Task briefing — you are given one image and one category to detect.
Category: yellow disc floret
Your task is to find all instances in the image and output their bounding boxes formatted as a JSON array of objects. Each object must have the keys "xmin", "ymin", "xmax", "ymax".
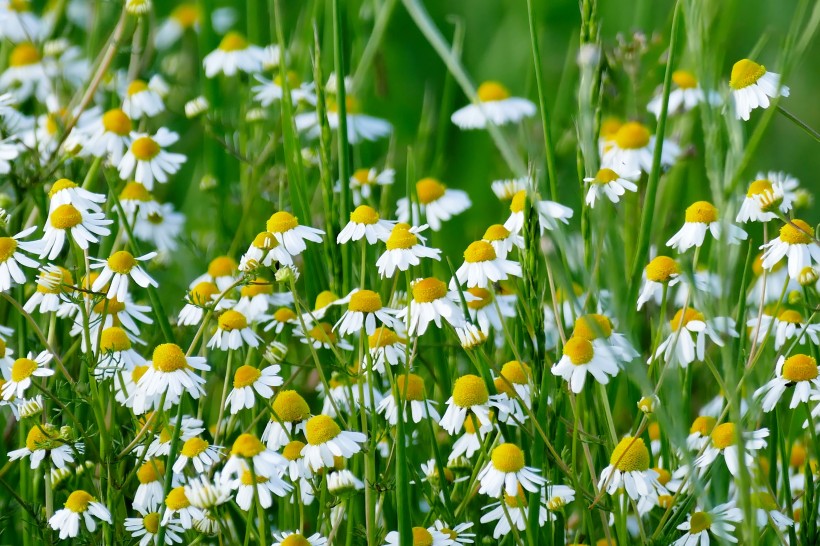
[
  {"xmin": 233, "ymin": 365, "xmax": 261, "ymax": 388},
  {"xmin": 151, "ymin": 343, "xmax": 188, "ymax": 372},
  {"xmin": 779, "ymin": 219, "xmax": 814, "ymax": 245},
  {"xmin": 282, "ymin": 440, "xmax": 306, "ymax": 461},
  {"xmin": 412, "ymin": 277, "xmax": 447, "ymax": 303},
  {"xmin": 137, "ymin": 460, "xmax": 165, "ymax": 484},
  {"xmin": 477, "ymin": 81, "xmax": 510, "ymax": 102},
  {"xmin": 563, "ymin": 337, "xmax": 594, "ymax": 365},
  {"xmin": 463, "ymin": 240, "xmax": 496, "ymax": 263},
  {"xmin": 747, "ymin": 179, "xmax": 773, "ymax": 197},
  {"xmin": 180, "ymin": 437, "xmax": 209, "ymax": 458},
  {"xmin": 411, "ymin": 527, "xmax": 434, "ymax": 546},
  {"xmin": 165, "ymin": 487, "xmax": 190, "ymax": 510},
  {"xmin": 684, "ymin": 201, "xmax": 718, "ymax": 224},
  {"xmin": 11, "ymin": 358, "xmax": 38, "ymax": 382},
  {"xmin": 491, "ymin": 443, "xmax": 525, "ymax": 472},
  {"xmin": 690, "ymin": 416, "xmax": 716, "ymax": 436},
  {"xmin": 120, "ymin": 181, "xmax": 153, "ymax": 202},
  {"xmin": 25, "ymin": 424, "xmax": 61, "ymax": 451},
  {"xmin": 592, "ymin": 168, "xmax": 621, "ymax": 184},
  {"xmin": 314, "ymin": 290, "xmax": 338, "ymax": 310},
  {"xmin": 50, "ymin": 204, "xmax": 83, "ymax": 229},
  {"xmin": 483, "ymin": 224, "xmax": 510, "ymax": 241},
  {"xmin": 65, "ymin": 490, "xmax": 94, "ymax": 513},
  {"xmin": 272, "ymin": 390, "xmax": 310, "ymax": 422},
  {"xmin": 142, "ymin": 512, "xmax": 160, "ymax": 534},
  {"xmin": 305, "ymin": 415, "xmax": 342, "ymax": 445},
  {"xmin": 782, "ymin": 354, "xmax": 818, "ymax": 383},
  {"xmin": 280, "ymin": 535, "xmax": 311, "ymax": 546},
  {"xmin": 100, "ymin": 326, "xmax": 131, "ymax": 352},
  {"xmin": 670, "ymin": 308, "xmax": 705, "ymax": 330},
  {"xmin": 385, "ymin": 223, "xmax": 418, "ymax": 250},
  {"xmin": 208, "ymin": 256, "xmax": 237, "ymax": 277},
  {"xmin": 348, "ymin": 290, "xmax": 382, "ymax": 313},
  {"xmin": 730, "ymin": 59, "xmax": 766, "ymax": 90},
  {"xmin": 466, "ymin": 287, "xmax": 492, "ymax": 310},
  {"xmin": 614, "ymin": 122, "xmax": 650, "ymax": 150},
  {"xmin": 218, "ymin": 310, "xmax": 248, "ymax": 331},
  {"xmin": 231, "ymin": 433, "xmax": 265, "ymax": 457},
  {"xmin": 368, "ymin": 327, "xmax": 401, "ymax": 348},
  {"xmin": 645, "ymin": 256, "xmax": 680, "ymax": 283},
  {"xmin": 350, "ymin": 205, "xmax": 380, "ymax": 225},
  {"xmin": 689, "ymin": 511, "xmax": 712, "ymax": 533},
  {"xmin": 102, "ymin": 109, "xmax": 132, "ymax": 135},
  {"xmin": 609, "ymin": 436, "xmax": 650, "ymax": 472},
  {"xmin": 127, "ymin": 80, "xmax": 149, "ymax": 96},
  {"xmin": 107, "ymin": 251, "xmax": 137, "ymax": 274},
  {"xmin": 131, "ymin": 137, "xmax": 160, "ymax": 161},
  {"xmin": 672, "ymin": 70, "xmax": 698, "ymax": 89},
  {"xmin": 267, "ymin": 211, "xmax": 299, "ymax": 233},
  {"xmin": 501, "ymin": 361, "xmax": 531, "ymax": 385},
  {"xmin": 189, "ymin": 281, "xmax": 219, "ymax": 305},
  {"xmin": 0, "ymin": 237, "xmax": 17, "ymax": 262},
  {"xmin": 710, "ymin": 422, "xmax": 737, "ymax": 449},
  {"xmin": 452, "ymin": 374, "xmax": 489, "ymax": 408},
  {"xmin": 396, "ymin": 374, "xmax": 425, "ymax": 401},
  {"xmin": 510, "ymin": 190, "xmax": 527, "ymax": 213},
  {"xmin": 416, "ymin": 178, "xmax": 446, "ymax": 204},
  {"xmin": 219, "ymin": 31, "xmax": 248, "ymax": 52},
  {"xmin": 10, "ymin": 42, "xmax": 39, "ymax": 66},
  {"xmin": 572, "ymin": 314, "xmax": 613, "ymax": 340}
]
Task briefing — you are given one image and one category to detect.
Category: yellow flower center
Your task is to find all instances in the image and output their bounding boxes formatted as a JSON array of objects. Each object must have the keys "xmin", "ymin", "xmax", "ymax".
[
  {"xmin": 142, "ymin": 513, "xmax": 160, "ymax": 534},
  {"xmin": 11, "ymin": 358, "xmax": 38, "ymax": 382},
  {"xmin": 100, "ymin": 327, "xmax": 131, "ymax": 352},
  {"xmin": 670, "ymin": 308, "xmax": 705, "ymax": 330},
  {"xmin": 510, "ymin": 190, "xmax": 527, "ymax": 213},
  {"xmin": 411, "ymin": 527, "xmax": 434, "ymax": 546},
  {"xmin": 92, "ymin": 296, "xmax": 126, "ymax": 315},
  {"xmin": 348, "ymin": 290, "xmax": 382, "ymax": 313},
  {"xmin": 350, "ymin": 205, "xmax": 379, "ymax": 225},
  {"xmin": 648, "ymin": 422, "xmax": 661, "ymax": 441},
  {"xmin": 689, "ymin": 511, "xmax": 712, "ymax": 534},
  {"xmin": 0, "ymin": 238, "xmax": 17, "ymax": 262},
  {"xmin": 609, "ymin": 436, "xmax": 650, "ymax": 472},
  {"xmin": 165, "ymin": 487, "xmax": 190, "ymax": 510},
  {"xmin": 233, "ymin": 365, "xmax": 261, "ymax": 388},
  {"xmin": 272, "ymin": 307, "xmax": 296, "ymax": 322},
  {"xmin": 107, "ymin": 251, "xmax": 137, "ymax": 274},
  {"xmin": 172, "ymin": 4, "xmax": 200, "ymax": 27},
  {"xmin": 132, "ymin": 365, "xmax": 148, "ymax": 383},
  {"xmin": 654, "ymin": 467, "xmax": 671, "ymax": 486},
  {"xmin": 102, "ymin": 109, "xmax": 132, "ymax": 136},
  {"xmin": 327, "ymin": 95, "xmax": 360, "ymax": 114},
  {"xmin": 779, "ymin": 219, "xmax": 814, "ymax": 245},
  {"xmin": 396, "ymin": 373, "xmax": 425, "ymax": 401},
  {"xmin": 189, "ymin": 281, "xmax": 219, "ymax": 305},
  {"xmin": 48, "ymin": 178, "xmax": 78, "ymax": 198},
  {"xmin": 463, "ymin": 240, "xmax": 496, "ymax": 263},
  {"xmin": 9, "ymin": 42, "xmax": 39, "ymax": 67},
  {"xmin": 0, "ymin": 339, "xmax": 5, "ymax": 358},
  {"xmin": 127, "ymin": 80, "xmax": 149, "ymax": 96},
  {"xmin": 463, "ymin": 410, "xmax": 493, "ymax": 433},
  {"xmin": 501, "ymin": 361, "xmax": 531, "ymax": 385},
  {"xmin": 307, "ymin": 323, "xmax": 337, "ymax": 344},
  {"xmin": 282, "ymin": 440, "xmax": 306, "ymax": 461},
  {"xmin": 483, "ymin": 224, "xmax": 510, "ymax": 242},
  {"xmin": 777, "ymin": 309, "xmax": 802, "ymax": 324},
  {"xmin": 416, "ymin": 178, "xmax": 446, "ymax": 204},
  {"xmin": 600, "ymin": 117, "xmax": 623, "ymax": 140},
  {"xmin": 368, "ymin": 327, "xmax": 401, "ymax": 348},
  {"xmin": 120, "ymin": 181, "xmax": 153, "ymax": 202},
  {"xmin": 273, "ymin": 71, "xmax": 300, "ymax": 88},
  {"xmin": 180, "ymin": 437, "xmax": 209, "ymax": 458},
  {"xmin": 65, "ymin": 490, "xmax": 94, "ymax": 513},
  {"xmin": 593, "ymin": 168, "xmax": 621, "ymax": 184},
  {"xmin": 563, "ymin": 337, "xmax": 594, "ymax": 365},
  {"xmin": 710, "ymin": 422, "xmax": 737, "ymax": 449},
  {"xmin": 267, "ymin": 211, "xmax": 299, "ymax": 233},
  {"xmin": 352, "ymin": 168, "xmax": 373, "ymax": 185},
  {"xmin": 9, "ymin": 0, "xmax": 29, "ymax": 12},
  {"xmin": 137, "ymin": 460, "xmax": 165, "ymax": 484},
  {"xmin": 491, "ymin": 443, "xmax": 525, "ymax": 472},
  {"xmin": 218, "ymin": 310, "xmax": 248, "ymax": 331},
  {"xmin": 466, "ymin": 287, "xmax": 492, "ymax": 310},
  {"xmin": 782, "ymin": 354, "xmax": 818, "ymax": 382},
  {"xmin": 50, "ymin": 204, "xmax": 83, "ymax": 229},
  {"xmin": 504, "ymin": 485, "xmax": 528, "ymax": 508},
  {"xmin": 131, "ymin": 136, "xmax": 161, "ymax": 161},
  {"xmin": 385, "ymin": 223, "xmax": 418, "ymax": 250},
  {"xmin": 412, "ymin": 277, "xmax": 447, "ymax": 303},
  {"xmin": 730, "ymin": 59, "xmax": 766, "ymax": 90},
  {"xmin": 280, "ymin": 535, "xmax": 311, "ymax": 546},
  {"xmin": 314, "ymin": 291, "xmax": 338, "ymax": 311},
  {"xmin": 452, "ymin": 374, "xmax": 489, "ymax": 408},
  {"xmin": 152, "ymin": 343, "xmax": 188, "ymax": 372},
  {"xmin": 645, "ymin": 256, "xmax": 680, "ymax": 283},
  {"xmin": 305, "ymin": 415, "xmax": 342, "ymax": 445},
  {"xmin": 684, "ymin": 201, "xmax": 718, "ymax": 224},
  {"xmin": 572, "ymin": 314, "xmax": 613, "ymax": 340},
  {"xmin": 251, "ymin": 232, "xmax": 277, "ymax": 251},
  {"xmin": 614, "ymin": 122, "xmax": 650, "ymax": 150},
  {"xmin": 242, "ymin": 284, "xmax": 272, "ymax": 298},
  {"xmin": 790, "ymin": 443, "xmax": 807, "ymax": 468},
  {"xmin": 476, "ymin": 81, "xmax": 510, "ymax": 102},
  {"xmin": 232, "ymin": 433, "xmax": 265, "ymax": 457},
  {"xmin": 690, "ymin": 416, "xmax": 716, "ymax": 436},
  {"xmin": 219, "ymin": 31, "xmax": 248, "ymax": 52},
  {"xmin": 672, "ymin": 70, "xmax": 698, "ymax": 89},
  {"xmin": 25, "ymin": 424, "xmax": 61, "ymax": 451},
  {"xmin": 272, "ymin": 390, "xmax": 310, "ymax": 422},
  {"xmin": 746, "ymin": 179, "xmax": 773, "ymax": 197}
]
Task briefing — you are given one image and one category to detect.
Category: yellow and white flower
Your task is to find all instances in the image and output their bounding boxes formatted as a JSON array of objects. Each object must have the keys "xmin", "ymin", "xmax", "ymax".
[
  {"xmin": 2, "ymin": 350, "xmax": 53, "ymax": 400},
  {"xmin": 637, "ymin": 256, "xmax": 681, "ymax": 310},
  {"xmin": 383, "ymin": 527, "xmax": 453, "ymax": 546},
  {"xmin": 90, "ymin": 250, "xmax": 157, "ymax": 301},
  {"xmin": 38, "ymin": 203, "xmax": 112, "ymax": 259},
  {"xmin": 178, "ymin": 281, "xmax": 222, "ymax": 326},
  {"xmin": 296, "ymin": 94, "xmax": 392, "ymax": 144},
  {"xmin": 207, "ymin": 309, "xmax": 261, "ymax": 351},
  {"xmin": 451, "ymin": 240, "xmax": 522, "ymax": 289},
  {"xmin": 93, "ymin": 326, "xmax": 146, "ymax": 378},
  {"xmin": 266, "ymin": 211, "xmax": 325, "ymax": 256},
  {"xmin": 347, "ymin": 167, "xmax": 394, "ymax": 205},
  {"xmin": 755, "ymin": 354, "xmax": 820, "ymax": 412},
  {"xmin": 294, "ymin": 322, "xmax": 354, "ymax": 351},
  {"xmin": 0, "ymin": 1, "xmax": 47, "ymax": 43},
  {"xmin": 161, "ymin": 486, "xmax": 204, "ymax": 530},
  {"xmin": 666, "ymin": 201, "xmax": 747, "ymax": 252},
  {"xmin": 0, "ymin": 226, "xmax": 41, "ymax": 291},
  {"xmin": 729, "ymin": 59, "xmax": 789, "ymax": 121},
  {"xmin": 760, "ymin": 218, "xmax": 820, "ymax": 279},
  {"xmin": 451, "ymin": 81, "xmax": 535, "ymax": 129},
  {"xmin": 133, "ymin": 343, "xmax": 210, "ymax": 414},
  {"xmin": 571, "ymin": 313, "xmax": 639, "ymax": 364},
  {"xmin": 133, "ymin": 458, "xmax": 166, "ymax": 510},
  {"xmin": 225, "ymin": 364, "xmax": 282, "ymax": 414},
  {"xmin": 673, "ymin": 503, "xmax": 742, "ymax": 546},
  {"xmin": 440, "ymin": 374, "xmax": 492, "ymax": 435},
  {"xmin": 366, "ymin": 327, "xmax": 407, "ymax": 372},
  {"xmin": 190, "ymin": 255, "xmax": 239, "ymax": 292},
  {"xmin": 8, "ymin": 423, "xmax": 79, "ymax": 469},
  {"xmin": 337, "ymin": 205, "xmax": 395, "ymax": 245},
  {"xmin": 491, "ymin": 177, "xmax": 528, "ymax": 201},
  {"xmin": 599, "ymin": 436, "xmax": 667, "ymax": 501},
  {"xmin": 125, "ymin": 507, "xmax": 184, "ymax": 546},
  {"xmin": 81, "ymin": 108, "xmax": 133, "ymax": 163},
  {"xmin": 584, "ymin": 167, "xmax": 640, "ymax": 207},
  {"xmin": 552, "ymin": 336, "xmax": 618, "ymax": 393},
  {"xmin": 123, "ymin": 79, "xmax": 165, "ymax": 119},
  {"xmin": 203, "ymin": 31, "xmax": 265, "ymax": 77},
  {"xmin": 464, "ymin": 287, "xmax": 516, "ymax": 337},
  {"xmin": 301, "ymin": 414, "xmax": 366, "ymax": 471},
  {"xmin": 154, "ymin": 4, "xmax": 201, "ymax": 49},
  {"xmin": 0, "ymin": 42, "xmax": 49, "ymax": 101},
  {"xmin": 747, "ymin": 308, "xmax": 820, "ymax": 349},
  {"xmin": 377, "ymin": 373, "xmax": 439, "ymax": 424},
  {"xmin": 504, "ymin": 190, "xmax": 573, "ymax": 235},
  {"xmin": 117, "ymin": 128, "xmax": 186, "ymax": 189},
  {"xmin": 133, "ymin": 202, "xmax": 186, "ymax": 255},
  {"xmin": 480, "ymin": 484, "xmax": 574, "ymax": 539},
  {"xmin": 272, "ymin": 531, "xmax": 328, "ymax": 546},
  {"xmin": 47, "ymin": 178, "xmax": 106, "ymax": 213},
  {"xmin": 397, "ymin": 178, "xmax": 471, "ymax": 232},
  {"xmin": 477, "ymin": 442, "xmax": 545, "ymax": 497},
  {"xmin": 431, "ymin": 521, "xmax": 475, "ymax": 545},
  {"xmin": 481, "ymin": 224, "xmax": 523, "ymax": 260},
  {"xmin": 736, "ymin": 176, "xmax": 793, "ymax": 223},
  {"xmin": 647, "ymin": 70, "xmax": 720, "ymax": 117},
  {"xmin": 749, "ymin": 491, "xmax": 794, "ymax": 530},
  {"xmin": 172, "ymin": 436, "xmax": 222, "ymax": 474},
  {"xmin": 240, "ymin": 231, "xmax": 294, "ymax": 271},
  {"xmin": 229, "ymin": 464, "xmax": 293, "ymax": 510},
  {"xmin": 490, "ymin": 361, "xmax": 533, "ymax": 425},
  {"xmin": 448, "ymin": 412, "xmax": 494, "ymax": 461},
  {"xmin": 252, "ymin": 71, "xmax": 313, "ymax": 106},
  {"xmin": 397, "ymin": 277, "xmax": 466, "ymax": 335},
  {"xmin": 376, "ymin": 223, "xmax": 441, "ymax": 278},
  {"xmin": 652, "ymin": 308, "xmax": 737, "ymax": 368},
  {"xmin": 263, "ymin": 390, "xmax": 311, "ymax": 449},
  {"xmin": 695, "ymin": 422, "xmax": 768, "ymax": 476},
  {"xmin": 335, "ymin": 289, "xmax": 399, "ymax": 336},
  {"xmin": 48, "ymin": 490, "xmax": 111, "ymax": 539},
  {"xmin": 601, "ymin": 121, "xmax": 679, "ymax": 175},
  {"xmin": 224, "ymin": 432, "xmax": 287, "ymax": 479}
]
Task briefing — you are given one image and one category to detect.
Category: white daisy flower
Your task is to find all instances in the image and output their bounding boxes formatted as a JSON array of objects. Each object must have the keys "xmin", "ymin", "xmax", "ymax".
[
  {"xmin": 736, "ymin": 177, "xmax": 793, "ymax": 223},
  {"xmin": 637, "ymin": 256, "xmax": 682, "ymax": 310},
  {"xmin": 71, "ymin": 295, "xmax": 153, "ymax": 342},
  {"xmin": 0, "ymin": 226, "xmax": 41, "ymax": 291},
  {"xmin": 481, "ymin": 224, "xmax": 524, "ymax": 259},
  {"xmin": 133, "ymin": 202, "xmax": 185, "ymax": 256},
  {"xmin": 252, "ymin": 71, "xmax": 314, "ymax": 106},
  {"xmin": 0, "ymin": 2, "xmax": 47, "ymax": 43},
  {"xmin": 154, "ymin": 4, "xmax": 201, "ymax": 49},
  {"xmin": 383, "ymin": 527, "xmax": 453, "ymax": 546},
  {"xmin": 272, "ymin": 531, "xmax": 328, "ymax": 546},
  {"xmin": 480, "ymin": 484, "xmax": 574, "ymax": 539},
  {"xmin": 295, "ymin": 95, "xmax": 392, "ymax": 144},
  {"xmin": 335, "ymin": 289, "xmax": 400, "ymax": 336},
  {"xmin": 729, "ymin": 59, "xmax": 789, "ymax": 121},
  {"xmin": 503, "ymin": 190, "xmax": 573, "ymax": 235},
  {"xmin": 203, "ymin": 31, "xmax": 265, "ymax": 77},
  {"xmin": 123, "ymin": 79, "xmax": 165, "ymax": 119},
  {"xmin": 229, "ymin": 463, "xmax": 293, "ymax": 510},
  {"xmin": 47, "ymin": 178, "xmax": 107, "ymax": 213},
  {"xmin": 376, "ymin": 223, "xmax": 441, "ymax": 278},
  {"xmin": 571, "ymin": 313, "xmax": 638, "ymax": 364},
  {"xmin": 491, "ymin": 177, "xmax": 528, "ymax": 201},
  {"xmin": 551, "ymin": 337, "xmax": 619, "ymax": 393},
  {"xmin": 647, "ymin": 70, "xmax": 721, "ymax": 117},
  {"xmin": 184, "ymin": 473, "xmax": 232, "ymax": 510},
  {"xmin": 38, "ymin": 203, "xmax": 112, "ymax": 259},
  {"xmin": 132, "ymin": 343, "xmax": 210, "ymax": 414},
  {"xmin": 439, "ymin": 374, "xmax": 492, "ymax": 435},
  {"xmin": 432, "ymin": 521, "xmax": 475, "ymax": 545},
  {"xmin": 451, "ymin": 81, "xmax": 535, "ymax": 129},
  {"xmin": 366, "ymin": 327, "xmax": 407, "ymax": 372},
  {"xmin": 0, "ymin": 42, "xmax": 50, "ymax": 101},
  {"xmin": 8, "ymin": 423, "xmax": 79, "ymax": 469},
  {"xmin": 448, "ymin": 415, "xmax": 494, "ymax": 461},
  {"xmin": 224, "ymin": 432, "xmax": 287, "ymax": 479},
  {"xmin": 755, "ymin": 354, "xmax": 820, "ymax": 412},
  {"xmin": 396, "ymin": 178, "xmax": 471, "ymax": 231},
  {"xmin": 673, "ymin": 503, "xmax": 743, "ymax": 546},
  {"xmin": 695, "ymin": 422, "xmax": 768, "ymax": 477},
  {"xmin": 93, "ymin": 326, "xmax": 146, "ymax": 378},
  {"xmin": 240, "ymin": 231, "xmax": 293, "ymax": 271},
  {"xmin": 172, "ymin": 437, "xmax": 222, "ymax": 474},
  {"xmin": 601, "ymin": 121, "xmax": 679, "ymax": 175},
  {"xmin": 263, "ymin": 390, "xmax": 311, "ymax": 449},
  {"xmin": 451, "ymin": 240, "xmax": 522, "ymax": 289},
  {"xmin": 81, "ymin": 108, "xmax": 133, "ymax": 163},
  {"xmin": 125, "ymin": 507, "xmax": 184, "ymax": 546},
  {"xmin": 176, "ymin": 281, "xmax": 223, "ymax": 326},
  {"xmin": 265, "ymin": 210, "xmax": 324, "ymax": 256},
  {"xmin": 231, "ymin": 283, "xmax": 281, "ymax": 323},
  {"xmin": 301, "ymin": 414, "xmax": 366, "ymax": 472},
  {"xmin": 377, "ymin": 373, "xmax": 439, "ymax": 425},
  {"xmin": 327, "ymin": 468, "xmax": 365, "ymax": 498},
  {"xmin": 280, "ymin": 440, "xmax": 310, "ymax": 481},
  {"xmin": 749, "ymin": 491, "xmax": 794, "ymax": 530},
  {"xmin": 90, "ymin": 250, "xmax": 157, "ymax": 301},
  {"xmin": 760, "ymin": 218, "xmax": 820, "ymax": 279},
  {"xmin": 133, "ymin": 458, "xmax": 166, "ymax": 510},
  {"xmin": 189, "ymin": 255, "xmax": 239, "ymax": 292},
  {"xmin": 263, "ymin": 306, "xmax": 299, "ymax": 334},
  {"xmin": 397, "ymin": 277, "xmax": 466, "ymax": 336},
  {"xmin": 161, "ymin": 486, "xmax": 204, "ymax": 530},
  {"xmin": 653, "ymin": 308, "xmax": 737, "ymax": 368},
  {"xmin": 207, "ymin": 309, "xmax": 261, "ymax": 351},
  {"xmin": 464, "ymin": 287, "xmax": 516, "ymax": 337},
  {"xmin": 666, "ymin": 200, "xmax": 747, "ymax": 252},
  {"xmin": 584, "ymin": 167, "xmax": 640, "ymax": 207},
  {"xmin": 2, "ymin": 351, "xmax": 53, "ymax": 400},
  {"xmin": 347, "ymin": 167, "xmax": 394, "ymax": 205},
  {"xmin": 294, "ymin": 322, "xmax": 354, "ymax": 351},
  {"xmin": 48, "ymin": 490, "xmax": 111, "ymax": 539},
  {"xmin": 747, "ymin": 308, "xmax": 820, "ymax": 349},
  {"xmin": 477, "ymin": 442, "xmax": 545, "ymax": 497},
  {"xmin": 118, "ymin": 128, "xmax": 187, "ymax": 190},
  {"xmin": 336, "ymin": 205, "xmax": 395, "ymax": 245},
  {"xmin": 225, "ymin": 364, "xmax": 282, "ymax": 414},
  {"xmin": 490, "ymin": 361, "xmax": 533, "ymax": 425},
  {"xmin": 599, "ymin": 436, "xmax": 667, "ymax": 501},
  {"xmin": 118, "ymin": 181, "xmax": 161, "ymax": 219}
]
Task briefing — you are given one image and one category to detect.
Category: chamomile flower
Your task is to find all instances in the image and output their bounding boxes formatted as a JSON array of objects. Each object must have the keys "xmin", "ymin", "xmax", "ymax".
[
  {"xmin": 264, "ymin": 306, "xmax": 299, "ymax": 334},
  {"xmin": 687, "ymin": 415, "xmax": 717, "ymax": 451},
  {"xmin": 134, "ymin": 202, "xmax": 186, "ymax": 255},
  {"xmin": 8, "ymin": 423, "xmax": 78, "ymax": 469},
  {"xmin": 39, "ymin": 203, "xmax": 112, "ymax": 259},
  {"xmin": 125, "ymin": 507, "xmax": 184, "ymax": 546},
  {"xmin": 207, "ymin": 309, "xmax": 261, "ymax": 351},
  {"xmin": 449, "ymin": 413, "xmax": 494, "ymax": 461},
  {"xmin": 695, "ymin": 422, "xmax": 769, "ymax": 476},
  {"xmin": 599, "ymin": 436, "xmax": 667, "ymax": 501},
  {"xmin": 480, "ymin": 485, "xmax": 573, "ymax": 539},
  {"xmin": 133, "ymin": 459, "xmax": 166, "ymax": 510},
  {"xmin": 234, "ymin": 283, "xmax": 282, "ymax": 322},
  {"xmin": 666, "ymin": 201, "xmax": 747, "ymax": 252},
  {"xmin": 760, "ymin": 219, "xmax": 820, "ymax": 279},
  {"xmin": 184, "ymin": 473, "xmax": 232, "ymax": 510},
  {"xmin": 327, "ymin": 468, "xmax": 365, "ymax": 497},
  {"xmin": 755, "ymin": 354, "xmax": 820, "ymax": 412},
  {"xmin": 673, "ymin": 503, "xmax": 742, "ymax": 546},
  {"xmin": 133, "ymin": 343, "xmax": 210, "ymax": 414},
  {"xmin": 637, "ymin": 256, "xmax": 681, "ymax": 310},
  {"xmin": 490, "ymin": 361, "xmax": 533, "ymax": 425},
  {"xmin": 348, "ymin": 167, "xmax": 394, "ymax": 205},
  {"xmin": 252, "ymin": 72, "xmax": 313, "ymax": 106},
  {"xmin": 440, "ymin": 374, "xmax": 492, "ymax": 435},
  {"xmin": 491, "ymin": 178, "xmax": 528, "ymax": 201},
  {"xmin": 118, "ymin": 128, "xmax": 186, "ymax": 189},
  {"xmin": 296, "ymin": 95, "xmax": 392, "ymax": 144},
  {"xmin": 0, "ymin": 226, "xmax": 41, "ymax": 291},
  {"xmin": 463, "ymin": 287, "xmax": 516, "ymax": 338},
  {"xmin": 432, "ymin": 521, "xmax": 475, "ymax": 545},
  {"xmin": 74, "ymin": 295, "xmax": 154, "ymax": 341},
  {"xmin": 377, "ymin": 373, "xmax": 439, "ymax": 424},
  {"xmin": 397, "ymin": 178, "xmax": 471, "ymax": 231},
  {"xmin": 584, "ymin": 167, "xmax": 640, "ymax": 207},
  {"xmin": 748, "ymin": 308, "xmax": 820, "ymax": 349},
  {"xmin": 266, "ymin": 211, "xmax": 325, "ymax": 256},
  {"xmin": 47, "ymin": 178, "xmax": 106, "ymax": 213},
  {"xmin": 477, "ymin": 442, "xmax": 545, "ymax": 497},
  {"xmin": 736, "ymin": 177, "xmax": 792, "ymax": 223},
  {"xmin": 90, "ymin": 250, "xmax": 157, "ymax": 301},
  {"xmin": 335, "ymin": 289, "xmax": 399, "ymax": 336},
  {"xmin": 504, "ymin": 190, "xmax": 573, "ymax": 235},
  {"xmin": 376, "ymin": 223, "xmax": 441, "ymax": 278},
  {"xmin": 647, "ymin": 70, "xmax": 720, "ymax": 117},
  {"xmin": 230, "ymin": 465, "xmax": 293, "ymax": 510},
  {"xmin": 455, "ymin": 323, "xmax": 488, "ymax": 349},
  {"xmin": 451, "ymin": 81, "xmax": 535, "ymax": 129},
  {"xmin": 161, "ymin": 487, "xmax": 204, "ymax": 530},
  {"xmin": 272, "ymin": 531, "xmax": 328, "ymax": 546},
  {"xmin": 263, "ymin": 390, "xmax": 311, "ymax": 449},
  {"xmin": 384, "ymin": 528, "xmax": 454, "ymax": 546},
  {"xmin": 653, "ymin": 308, "xmax": 737, "ymax": 368},
  {"xmin": 172, "ymin": 437, "xmax": 222, "ymax": 474},
  {"xmin": 93, "ymin": 326, "xmax": 145, "ymax": 378},
  {"xmin": 225, "ymin": 364, "xmax": 282, "ymax": 414},
  {"xmin": 481, "ymin": 224, "xmax": 523, "ymax": 259},
  {"xmin": 601, "ymin": 121, "xmax": 679, "ymax": 175},
  {"xmin": 398, "ymin": 277, "xmax": 466, "ymax": 335},
  {"xmin": 749, "ymin": 491, "xmax": 794, "ymax": 530},
  {"xmin": 190, "ymin": 255, "xmax": 239, "ymax": 292},
  {"xmin": 177, "ymin": 281, "xmax": 222, "ymax": 326},
  {"xmin": 2, "ymin": 351, "xmax": 53, "ymax": 400},
  {"xmin": 0, "ymin": 1, "xmax": 47, "ymax": 43},
  {"xmin": 337, "ymin": 205, "xmax": 395, "ymax": 244},
  {"xmin": 240, "ymin": 231, "xmax": 293, "ymax": 271},
  {"xmin": 451, "ymin": 240, "xmax": 522, "ymax": 289},
  {"xmin": 572, "ymin": 313, "xmax": 639, "ymax": 364},
  {"xmin": 203, "ymin": 31, "xmax": 265, "ymax": 77},
  {"xmin": 295, "ymin": 322, "xmax": 354, "ymax": 351},
  {"xmin": 366, "ymin": 327, "xmax": 407, "ymax": 372},
  {"xmin": 81, "ymin": 108, "xmax": 133, "ymax": 163},
  {"xmin": 301, "ymin": 414, "xmax": 366, "ymax": 471},
  {"xmin": 552, "ymin": 337, "xmax": 619, "ymax": 393},
  {"xmin": 155, "ymin": 4, "xmax": 201, "ymax": 49},
  {"xmin": 48, "ymin": 490, "xmax": 112, "ymax": 539},
  {"xmin": 0, "ymin": 42, "xmax": 49, "ymax": 101},
  {"xmin": 123, "ymin": 79, "xmax": 165, "ymax": 119},
  {"xmin": 729, "ymin": 59, "xmax": 789, "ymax": 121},
  {"xmin": 224, "ymin": 432, "xmax": 287, "ymax": 478}
]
